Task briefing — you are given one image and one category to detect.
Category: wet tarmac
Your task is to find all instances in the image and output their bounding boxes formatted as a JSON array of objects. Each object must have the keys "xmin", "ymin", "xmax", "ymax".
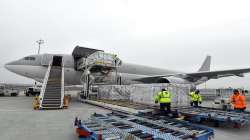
[{"xmin": 0, "ymin": 95, "xmax": 249, "ymax": 140}]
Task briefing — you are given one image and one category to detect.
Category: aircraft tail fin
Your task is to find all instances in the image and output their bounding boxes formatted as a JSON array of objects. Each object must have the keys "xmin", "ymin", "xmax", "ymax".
[{"xmin": 198, "ymin": 55, "xmax": 211, "ymax": 72}]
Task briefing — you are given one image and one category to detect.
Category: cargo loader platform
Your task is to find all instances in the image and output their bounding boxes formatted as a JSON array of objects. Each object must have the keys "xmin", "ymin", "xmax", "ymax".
[
  {"xmin": 176, "ymin": 107, "xmax": 250, "ymax": 128},
  {"xmin": 75, "ymin": 112, "xmax": 214, "ymax": 140},
  {"xmin": 82, "ymin": 99, "xmax": 250, "ymax": 128}
]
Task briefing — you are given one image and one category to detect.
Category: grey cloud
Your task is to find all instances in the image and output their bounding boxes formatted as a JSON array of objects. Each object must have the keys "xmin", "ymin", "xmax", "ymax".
[{"xmin": 1, "ymin": 0, "xmax": 250, "ymax": 89}]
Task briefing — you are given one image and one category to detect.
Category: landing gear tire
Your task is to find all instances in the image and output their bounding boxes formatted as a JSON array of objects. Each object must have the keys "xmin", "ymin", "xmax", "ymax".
[
  {"xmin": 11, "ymin": 93, "xmax": 17, "ymax": 97},
  {"xmin": 25, "ymin": 93, "xmax": 29, "ymax": 96},
  {"xmin": 80, "ymin": 94, "xmax": 87, "ymax": 99}
]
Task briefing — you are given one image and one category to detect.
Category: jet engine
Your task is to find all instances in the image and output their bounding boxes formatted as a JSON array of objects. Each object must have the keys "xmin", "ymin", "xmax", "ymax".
[{"xmin": 156, "ymin": 76, "xmax": 190, "ymax": 84}]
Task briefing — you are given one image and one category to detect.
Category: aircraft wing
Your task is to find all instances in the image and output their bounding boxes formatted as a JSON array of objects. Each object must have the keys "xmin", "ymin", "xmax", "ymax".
[
  {"xmin": 133, "ymin": 68, "xmax": 250, "ymax": 83},
  {"xmin": 184, "ymin": 68, "xmax": 250, "ymax": 79}
]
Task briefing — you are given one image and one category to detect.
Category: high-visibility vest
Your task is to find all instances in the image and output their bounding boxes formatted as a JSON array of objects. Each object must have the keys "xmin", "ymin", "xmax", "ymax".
[
  {"xmin": 231, "ymin": 94, "xmax": 245, "ymax": 109},
  {"xmin": 189, "ymin": 92, "xmax": 195, "ymax": 101},
  {"xmin": 189, "ymin": 92, "xmax": 202, "ymax": 102},
  {"xmin": 155, "ymin": 91, "xmax": 172, "ymax": 103},
  {"xmin": 192, "ymin": 94, "xmax": 202, "ymax": 102}
]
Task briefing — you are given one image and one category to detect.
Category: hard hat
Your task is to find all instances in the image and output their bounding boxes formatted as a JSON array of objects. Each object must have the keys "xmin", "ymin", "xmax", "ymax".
[{"xmin": 195, "ymin": 90, "xmax": 200, "ymax": 94}]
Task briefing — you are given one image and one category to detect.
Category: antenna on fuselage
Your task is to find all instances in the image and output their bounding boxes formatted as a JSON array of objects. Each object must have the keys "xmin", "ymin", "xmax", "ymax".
[{"xmin": 36, "ymin": 39, "xmax": 44, "ymax": 54}]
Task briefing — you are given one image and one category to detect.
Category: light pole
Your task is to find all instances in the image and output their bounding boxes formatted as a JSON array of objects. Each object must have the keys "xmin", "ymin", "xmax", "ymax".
[
  {"xmin": 35, "ymin": 39, "xmax": 44, "ymax": 86},
  {"xmin": 36, "ymin": 39, "xmax": 44, "ymax": 54}
]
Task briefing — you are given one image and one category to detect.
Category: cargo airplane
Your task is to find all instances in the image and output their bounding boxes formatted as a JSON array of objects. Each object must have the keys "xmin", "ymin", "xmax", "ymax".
[{"xmin": 4, "ymin": 46, "xmax": 250, "ymax": 86}]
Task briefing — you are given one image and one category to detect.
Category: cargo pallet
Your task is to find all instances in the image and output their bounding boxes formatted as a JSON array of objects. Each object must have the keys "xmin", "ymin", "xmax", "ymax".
[
  {"xmin": 177, "ymin": 107, "xmax": 250, "ymax": 128},
  {"xmin": 75, "ymin": 112, "xmax": 214, "ymax": 140}
]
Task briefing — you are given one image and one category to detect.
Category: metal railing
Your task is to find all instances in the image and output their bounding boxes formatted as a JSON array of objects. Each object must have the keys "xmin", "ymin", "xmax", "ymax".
[
  {"xmin": 39, "ymin": 60, "xmax": 52, "ymax": 108},
  {"xmin": 60, "ymin": 59, "xmax": 65, "ymax": 108}
]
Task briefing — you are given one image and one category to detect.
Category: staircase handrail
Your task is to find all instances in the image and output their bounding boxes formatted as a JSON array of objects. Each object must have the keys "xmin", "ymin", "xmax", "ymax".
[
  {"xmin": 39, "ymin": 60, "xmax": 53, "ymax": 108},
  {"xmin": 60, "ymin": 58, "xmax": 65, "ymax": 108}
]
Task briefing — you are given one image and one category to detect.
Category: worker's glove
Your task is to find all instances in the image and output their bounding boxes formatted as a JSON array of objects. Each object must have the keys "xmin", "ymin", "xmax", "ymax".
[
  {"xmin": 155, "ymin": 101, "xmax": 158, "ymax": 104},
  {"xmin": 199, "ymin": 102, "xmax": 202, "ymax": 104}
]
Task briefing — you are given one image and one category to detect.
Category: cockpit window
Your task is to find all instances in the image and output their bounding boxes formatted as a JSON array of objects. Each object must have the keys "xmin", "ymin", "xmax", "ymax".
[{"xmin": 24, "ymin": 57, "xmax": 36, "ymax": 61}]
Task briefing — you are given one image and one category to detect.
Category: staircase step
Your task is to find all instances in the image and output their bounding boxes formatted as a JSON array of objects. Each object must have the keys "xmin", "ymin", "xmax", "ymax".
[
  {"xmin": 46, "ymin": 85, "xmax": 61, "ymax": 87},
  {"xmin": 42, "ymin": 103, "xmax": 61, "ymax": 106},
  {"xmin": 47, "ymin": 81, "xmax": 61, "ymax": 83},
  {"xmin": 45, "ymin": 89, "xmax": 61, "ymax": 91},
  {"xmin": 45, "ymin": 91, "xmax": 61, "ymax": 94},
  {"xmin": 44, "ymin": 91, "xmax": 61, "ymax": 93},
  {"xmin": 44, "ymin": 94, "xmax": 61, "ymax": 98},
  {"xmin": 43, "ymin": 98, "xmax": 61, "ymax": 101},
  {"xmin": 47, "ymin": 81, "xmax": 60, "ymax": 82},
  {"xmin": 46, "ymin": 88, "xmax": 61, "ymax": 90},
  {"xmin": 41, "ymin": 105, "xmax": 61, "ymax": 108},
  {"xmin": 43, "ymin": 97, "xmax": 61, "ymax": 100},
  {"xmin": 46, "ymin": 84, "xmax": 61, "ymax": 86},
  {"xmin": 45, "ymin": 92, "xmax": 61, "ymax": 94},
  {"xmin": 41, "ymin": 107, "xmax": 61, "ymax": 109},
  {"xmin": 43, "ymin": 95, "xmax": 60, "ymax": 97},
  {"xmin": 43, "ymin": 99, "xmax": 61, "ymax": 103},
  {"xmin": 43, "ymin": 97, "xmax": 61, "ymax": 99},
  {"xmin": 44, "ymin": 93, "xmax": 61, "ymax": 95},
  {"xmin": 46, "ymin": 86, "xmax": 60, "ymax": 88},
  {"xmin": 44, "ymin": 90, "xmax": 61, "ymax": 92},
  {"xmin": 43, "ymin": 98, "xmax": 61, "ymax": 100},
  {"xmin": 43, "ymin": 99, "xmax": 61, "ymax": 102}
]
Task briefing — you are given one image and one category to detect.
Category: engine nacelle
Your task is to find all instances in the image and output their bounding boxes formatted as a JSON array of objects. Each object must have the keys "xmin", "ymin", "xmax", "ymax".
[{"xmin": 157, "ymin": 76, "xmax": 190, "ymax": 84}]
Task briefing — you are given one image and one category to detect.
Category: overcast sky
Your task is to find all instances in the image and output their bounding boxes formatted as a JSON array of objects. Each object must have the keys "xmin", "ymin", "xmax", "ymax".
[{"xmin": 1, "ymin": 0, "xmax": 250, "ymax": 89}]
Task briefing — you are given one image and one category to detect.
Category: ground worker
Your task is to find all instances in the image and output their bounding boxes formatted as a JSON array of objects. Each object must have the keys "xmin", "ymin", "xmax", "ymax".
[
  {"xmin": 230, "ymin": 89, "xmax": 245, "ymax": 112},
  {"xmin": 191, "ymin": 90, "xmax": 202, "ymax": 107},
  {"xmin": 154, "ymin": 88, "xmax": 172, "ymax": 115},
  {"xmin": 189, "ymin": 90, "xmax": 196, "ymax": 106}
]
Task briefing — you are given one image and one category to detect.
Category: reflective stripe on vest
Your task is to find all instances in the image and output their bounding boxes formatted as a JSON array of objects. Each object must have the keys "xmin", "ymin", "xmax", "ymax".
[
  {"xmin": 192, "ymin": 94, "xmax": 202, "ymax": 102},
  {"xmin": 158, "ymin": 91, "xmax": 171, "ymax": 103}
]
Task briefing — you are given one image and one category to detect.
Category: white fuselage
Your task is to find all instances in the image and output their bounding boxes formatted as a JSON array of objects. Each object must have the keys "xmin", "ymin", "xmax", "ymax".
[{"xmin": 5, "ymin": 54, "xmax": 181, "ymax": 85}]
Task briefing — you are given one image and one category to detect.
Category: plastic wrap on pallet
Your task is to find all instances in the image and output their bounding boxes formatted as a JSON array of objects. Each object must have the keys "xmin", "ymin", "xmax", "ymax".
[
  {"xmin": 97, "ymin": 85, "xmax": 132, "ymax": 100},
  {"xmin": 97, "ymin": 84, "xmax": 191, "ymax": 107}
]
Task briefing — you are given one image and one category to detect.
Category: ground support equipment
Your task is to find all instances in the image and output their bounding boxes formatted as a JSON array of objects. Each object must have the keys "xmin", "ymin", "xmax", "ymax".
[
  {"xmin": 75, "ymin": 112, "xmax": 214, "ymax": 140},
  {"xmin": 177, "ymin": 107, "xmax": 250, "ymax": 128}
]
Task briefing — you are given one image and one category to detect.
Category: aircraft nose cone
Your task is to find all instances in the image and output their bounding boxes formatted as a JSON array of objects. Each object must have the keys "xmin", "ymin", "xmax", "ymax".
[
  {"xmin": 4, "ymin": 61, "xmax": 15, "ymax": 72},
  {"xmin": 5, "ymin": 63, "xmax": 11, "ymax": 71}
]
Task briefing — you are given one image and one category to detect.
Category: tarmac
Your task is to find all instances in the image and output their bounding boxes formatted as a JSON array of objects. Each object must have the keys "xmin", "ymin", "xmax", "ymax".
[{"xmin": 0, "ymin": 94, "xmax": 249, "ymax": 140}]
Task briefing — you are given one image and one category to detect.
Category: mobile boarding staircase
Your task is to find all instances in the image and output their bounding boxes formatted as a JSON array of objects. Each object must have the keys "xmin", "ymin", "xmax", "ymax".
[
  {"xmin": 72, "ymin": 46, "xmax": 122, "ymax": 99},
  {"xmin": 39, "ymin": 56, "xmax": 65, "ymax": 109}
]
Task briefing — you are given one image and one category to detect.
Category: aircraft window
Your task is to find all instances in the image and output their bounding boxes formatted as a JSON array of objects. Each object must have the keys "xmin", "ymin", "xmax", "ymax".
[{"xmin": 24, "ymin": 57, "xmax": 36, "ymax": 61}]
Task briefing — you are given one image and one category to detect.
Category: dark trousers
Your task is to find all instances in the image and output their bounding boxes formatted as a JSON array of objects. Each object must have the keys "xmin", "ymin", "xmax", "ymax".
[
  {"xmin": 190, "ymin": 101, "xmax": 199, "ymax": 107},
  {"xmin": 193, "ymin": 101, "xmax": 199, "ymax": 107},
  {"xmin": 234, "ymin": 107, "xmax": 246, "ymax": 112},
  {"xmin": 160, "ymin": 103, "xmax": 171, "ymax": 115}
]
